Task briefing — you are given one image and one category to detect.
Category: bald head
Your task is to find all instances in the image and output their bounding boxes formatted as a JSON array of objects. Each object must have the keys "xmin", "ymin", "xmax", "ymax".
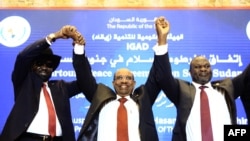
[{"xmin": 113, "ymin": 68, "xmax": 134, "ymax": 81}]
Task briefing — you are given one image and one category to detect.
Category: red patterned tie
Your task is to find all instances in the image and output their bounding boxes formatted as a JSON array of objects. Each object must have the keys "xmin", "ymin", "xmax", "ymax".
[
  {"xmin": 200, "ymin": 85, "xmax": 213, "ymax": 141},
  {"xmin": 117, "ymin": 97, "xmax": 128, "ymax": 141},
  {"xmin": 42, "ymin": 83, "xmax": 56, "ymax": 137}
]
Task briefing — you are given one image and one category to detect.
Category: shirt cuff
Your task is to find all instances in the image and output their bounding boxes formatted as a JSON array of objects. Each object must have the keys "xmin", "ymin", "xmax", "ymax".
[
  {"xmin": 152, "ymin": 44, "xmax": 168, "ymax": 55},
  {"xmin": 45, "ymin": 37, "xmax": 52, "ymax": 45},
  {"xmin": 74, "ymin": 44, "xmax": 84, "ymax": 55}
]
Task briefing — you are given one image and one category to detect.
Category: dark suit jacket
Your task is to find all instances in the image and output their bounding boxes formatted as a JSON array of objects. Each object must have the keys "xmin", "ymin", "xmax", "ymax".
[
  {"xmin": 72, "ymin": 50, "xmax": 168, "ymax": 141},
  {"xmin": 157, "ymin": 53, "xmax": 250, "ymax": 141},
  {"xmin": 0, "ymin": 39, "xmax": 81, "ymax": 141}
]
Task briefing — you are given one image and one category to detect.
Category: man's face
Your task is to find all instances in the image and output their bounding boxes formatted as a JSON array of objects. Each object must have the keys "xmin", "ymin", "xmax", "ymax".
[
  {"xmin": 32, "ymin": 58, "xmax": 54, "ymax": 82},
  {"xmin": 112, "ymin": 68, "xmax": 136, "ymax": 97},
  {"xmin": 189, "ymin": 56, "xmax": 212, "ymax": 85}
]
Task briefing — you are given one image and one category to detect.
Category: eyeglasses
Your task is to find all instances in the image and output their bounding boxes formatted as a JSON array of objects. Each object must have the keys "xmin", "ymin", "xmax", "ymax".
[{"xmin": 114, "ymin": 75, "xmax": 134, "ymax": 81}]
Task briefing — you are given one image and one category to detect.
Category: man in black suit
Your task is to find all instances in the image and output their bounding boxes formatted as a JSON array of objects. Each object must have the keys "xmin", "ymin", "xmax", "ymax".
[
  {"xmin": 0, "ymin": 25, "xmax": 85, "ymax": 141},
  {"xmin": 157, "ymin": 35, "xmax": 250, "ymax": 140},
  {"xmin": 72, "ymin": 16, "xmax": 170, "ymax": 141}
]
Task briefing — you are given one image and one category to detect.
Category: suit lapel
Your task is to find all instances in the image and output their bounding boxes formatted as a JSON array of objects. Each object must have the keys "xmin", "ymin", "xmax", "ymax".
[{"xmin": 81, "ymin": 84, "xmax": 116, "ymax": 132}]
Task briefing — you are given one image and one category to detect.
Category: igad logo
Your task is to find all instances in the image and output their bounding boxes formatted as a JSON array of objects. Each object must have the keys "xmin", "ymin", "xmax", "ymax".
[{"xmin": 0, "ymin": 16, "xmax": 31, "ymax": 48}]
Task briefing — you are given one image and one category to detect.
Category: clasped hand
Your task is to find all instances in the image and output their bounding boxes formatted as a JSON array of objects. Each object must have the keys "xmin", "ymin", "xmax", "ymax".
[{"xmin": 50, "ymin": 25, "xmax": 85, "ymax": 45}]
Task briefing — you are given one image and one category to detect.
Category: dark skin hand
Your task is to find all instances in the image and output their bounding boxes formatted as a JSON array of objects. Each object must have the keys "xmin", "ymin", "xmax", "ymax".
[
  {"xmin": 155, "ymin": 16, "xmax": 170, "ymax": 45},
  {"xmin": 47, "ymin": 25, "xmax": 85, "ymax": 45}
]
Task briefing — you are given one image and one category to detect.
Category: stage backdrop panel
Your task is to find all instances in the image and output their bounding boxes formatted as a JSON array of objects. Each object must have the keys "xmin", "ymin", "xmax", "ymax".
[{"xmin": 0, "ymin": 9, "xmax": 250, "ymax": 140}]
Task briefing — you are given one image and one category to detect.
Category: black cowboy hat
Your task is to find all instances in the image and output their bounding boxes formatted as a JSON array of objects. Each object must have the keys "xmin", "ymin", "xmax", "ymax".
[{"xmin": 34, "ymin": 48, "xmax": 61, "ymax": 71}]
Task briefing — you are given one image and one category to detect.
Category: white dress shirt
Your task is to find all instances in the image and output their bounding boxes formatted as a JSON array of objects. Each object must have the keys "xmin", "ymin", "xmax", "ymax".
[
  {"xmin": 186, "ymin": 82, "xmax": 231, "ymax": 141},
  {"xmin": 97, "ymin": 95, "xmax": 140, "ymax": 141},
  {"xmin": 26, "ymin": 82, "xmax": 62, "ymax": 136}
]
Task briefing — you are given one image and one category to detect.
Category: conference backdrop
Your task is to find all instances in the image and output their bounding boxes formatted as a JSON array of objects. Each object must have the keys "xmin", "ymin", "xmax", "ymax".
[{"xmin": 0, "ymin": 9, "xmax": 250, "ymax": 140}]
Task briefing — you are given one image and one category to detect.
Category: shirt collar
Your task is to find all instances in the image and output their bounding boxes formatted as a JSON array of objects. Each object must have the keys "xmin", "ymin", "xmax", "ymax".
[
  {"xmin": 117, "ymin": 95, "xmax": 131, "ymax": 100},
  {"xmin": 192, "ymin": 81, "xmax": 212, "ymax": 89}
]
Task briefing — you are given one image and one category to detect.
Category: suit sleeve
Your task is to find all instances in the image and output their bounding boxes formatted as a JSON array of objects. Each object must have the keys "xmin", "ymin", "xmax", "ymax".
[
  {"xmin": 154, "ymin": 52, "xmax": 180, "ymax": 104},
  {"xmin": 233, "ymin": 64, "xmax": 250, "ymax": 122},
  {"xmin": 72, "ymin": 52, "xmax": 98, "ymax": 102},
  {"xmin": 144, "ymin": 51, "xmax": 179, "ymax": 105}
]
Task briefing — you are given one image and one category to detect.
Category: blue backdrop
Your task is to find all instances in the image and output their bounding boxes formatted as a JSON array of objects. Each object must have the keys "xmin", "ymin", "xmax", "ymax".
[{"xmin": 1, "ymin": 9, "xmax": 250, "ymax": 140}]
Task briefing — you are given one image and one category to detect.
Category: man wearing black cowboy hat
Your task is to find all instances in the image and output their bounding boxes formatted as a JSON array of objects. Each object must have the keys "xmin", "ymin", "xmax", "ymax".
[{"xmin": 0, "ymin": 25, "xmax": 85, "ymax": 141}]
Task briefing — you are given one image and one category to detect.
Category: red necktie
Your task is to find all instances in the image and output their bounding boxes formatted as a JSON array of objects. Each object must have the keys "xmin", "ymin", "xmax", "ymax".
[
  {"xmin": 200, "ymin": 86, "xmax": 213, "ymax": 141},
  {"xmin": 117, "ymin": 97, "xmax": 129, "ymax": 141},
  {"xmin": 42, "ymin": 83, "xmax": 56, "ymax": 137}
]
